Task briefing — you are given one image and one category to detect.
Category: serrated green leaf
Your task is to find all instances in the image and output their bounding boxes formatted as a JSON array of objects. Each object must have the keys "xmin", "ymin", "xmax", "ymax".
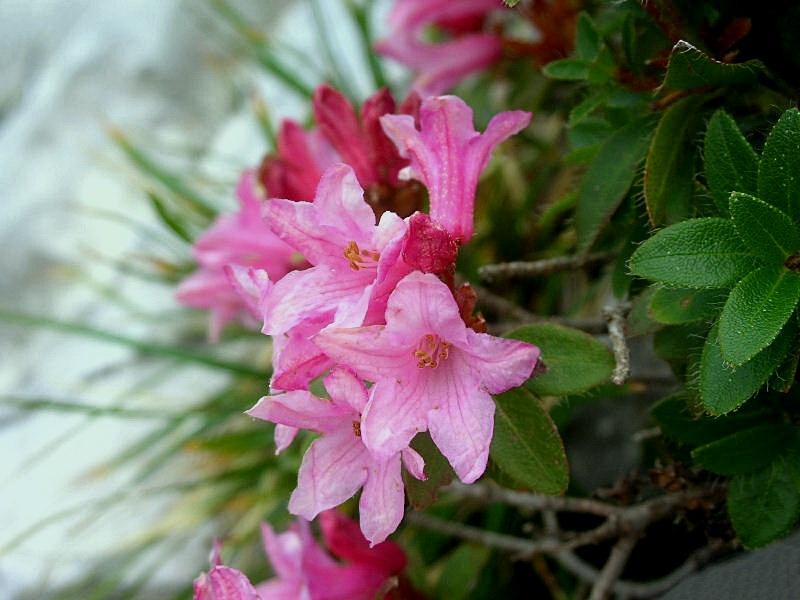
[
  {"xmin": 651, "ymin": 392, "xmax": 770, "ymax": 447},
  {"xmin": 506, "ymin": 323, "xmax": 615, "ymax": 395},
  {"xmin": 653, "ymin": 322, "xmax": 709, "ymax": 374},
  {"xmin": 730, "ymin": 192, "xmax": 800, "ymax": 264},
  {"xmin": 719, "ymin": 266, "xmax": 800, "ymax": 366},
  {"xmin": 542, "ymin": 58, "xmax": 590, "ymax": 80},
  {"xmin": 704, "ymin": 110, "xmax": 759, "ymax": 214},
  {"xmin": 691, "ymin": 423, "xmax": 794, "ymax": 475},
  {"xmin": 661, "ymin": 40, "xmax": 765, "ymax": 91},
  {"xmin": 629, "ymin": 218, "xmax": 757, "ymax": 288},
  {"xmin": 644, "ymin": 96, "xmax": 704, "ymax": 226},
  {"xmin": 649, "ymin": 288, "xmax": 727, "ymax": 324},
  {"xmin": 575, "ymin": 12, "xmax": 601, "ymax": 61},
  {"xmin": 491, "ymin": 388, "xmax": 568, "ymax": 494},
  {"xmin": 728, "ymin": 457, "xmax": 800, "ymax": 548},
  {"xmin": 403, "ymin": 432, "xmax": 455, "ymax": 510},
  {"xmin": 576, "ymin": 116, "xmax": 656, "ymax": 250},
  {"xmin": 758, "ymin": 108, "xmax": 800, "ymax": 218},
  {"xmin": 700, "ymin": 321, "xmax": 795, "ymax": 415}
]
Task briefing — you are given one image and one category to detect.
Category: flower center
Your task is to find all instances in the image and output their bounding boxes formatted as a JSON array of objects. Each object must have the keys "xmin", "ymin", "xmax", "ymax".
[
  {"xmin": 343, "ymin": 241, "xmax": 380, "ymax": 271},
  {"xmin": 414, "ymin": 333, "xmax": 451, "ymax": 369},
  {"xmin": 352, "ymin": 420, "xmax": 362, "ymax": 437}
]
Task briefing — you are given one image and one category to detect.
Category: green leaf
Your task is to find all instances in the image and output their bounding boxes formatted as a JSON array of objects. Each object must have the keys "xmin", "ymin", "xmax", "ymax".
[
  {"xmin": 704, "ymin": 110, "xmax": 759, "ymax": 214},
  {"xmin": 147, "ymin": 192, "xmax": 193, "ymax": 243},
  {"xmin": 576, "ymin": 116, "xmax": 656, "ymax": 250},
  {"xmin": 649, "ymin": 288, "xmax": 727, "ymax": 324},
  {"xmin": 491, "ymin": 388, "xmax": 569, "ymax": 494},
  {"xmin": 403, "ymin": 433, "xmax": 455, "ymax": 510},
  {"xmin": 728, "ymin": 457, "xmax": 800, "ymax": 548},
  {"xmin": 644, "ymin": 96, "xmax": 704, "ymax": 226},
  {"xmin": 503, "ymin": 0, "xmax": 521, "ymax": 6},
  {"xmin": 691, "ymin": 423, "xmax": 795, "ymax": 475},
  {"xmin": 507, "ymin": 323, "xmax": 615, "ymax": 395},
  {"xmin": 651, "ymin": 392, "xmax": 770, "ymax": 447},
  {"xmin": 542, "ymin": 58, "xmax": 589, "ymax": 80},
  {"xmin": 661, "ymin": 40, "xmax": 765, "ymax": 91},
  {"xmin": 730, "ymin": 193, "xmax": 800, "ymax": 264},
  {"xmin": 700, "ymin": 321, "xmax": 795, "ymax": 415},
  {"xmin": 758, "ymin": 108, "xmax": 800, "ymax": 217},
  {"xmin": 436, "ymin": 545, "xmax": 492, "ymax": 600},
  {"xmin": 0, "ymin": 308, "xmax": 267, "ymax": 379},
  {"xmin": 575, "ymin": 12, "xmax": 601, "ymax": 61},
  {"xmin": 629, "ymin": 218, "xmax": 757, "ymax": 288},
  {"xmin": 719, "ymin": 266, "xmax": 800, "ymax": 366}
]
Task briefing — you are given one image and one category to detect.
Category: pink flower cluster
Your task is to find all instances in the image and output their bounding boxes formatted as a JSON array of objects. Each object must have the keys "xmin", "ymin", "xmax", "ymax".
[
  {"xmin": 194, "ymin": 511, "xmax": 407, "ymax": 600},
  {"xmin": 376, "ymin": 0, "xmax": 505, "ymax": 95},
  {"xmin": 179, "ymin": 88, "xmax": 539, "ymax": 545}
]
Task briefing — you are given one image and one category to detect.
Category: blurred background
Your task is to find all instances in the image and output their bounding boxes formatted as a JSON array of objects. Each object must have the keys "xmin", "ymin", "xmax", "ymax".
[{"xmin": 0, "ymin": 1, "xmax": 394, "ymax": 596}]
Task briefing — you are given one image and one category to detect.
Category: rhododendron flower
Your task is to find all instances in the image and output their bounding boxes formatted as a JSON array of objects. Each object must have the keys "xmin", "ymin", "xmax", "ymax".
[
  {"xmin": 260, "ymin": 120, "xmax": 338, "ymax": 201},
  {"xmin": 315, "ymin": 272, "xmax": 539, "ymax": 484},
  {"xmin": 375, "ymin": 0, "xmax": 504, "ymax": 95},
  {"xmin": 195, "ymin": 512, "xmax": 408, "ymax": 599},
  {"xmin": 248, "ymin": 367, "xmax": 425, "ymax": 544},
  {"xmin": 194, "ymin": 541, "xmax": 261, "ymax": 600},
  {"xmin": 381, "ymin": 95, "xmax": 531, "ymax": 243},
  {"xmin": 261, "ymin": 164, "xmax": 413, "ymax": 390},
  {"xmin": 177, "ymin": 171, "xmax": 301, "ymax": 340},
  {"xmin": 260, "ymin": 85, "xmax": 422, "ymax": 216}
]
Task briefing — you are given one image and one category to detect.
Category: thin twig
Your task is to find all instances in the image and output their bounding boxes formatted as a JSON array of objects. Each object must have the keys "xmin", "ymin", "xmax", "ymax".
[
  {"xmin": 479, "ymin": 252, "xmax": 613, "ymax": 282},
  {"xmin": 448, "ymin": 482, "xmax": 618, "ymax": 517},
  {"xmin": 603, "ymin": 301, "xmax": 632, "ymax": 385},
  {"xmin": 589, "ymin": 535, "xmax": 639, "ymax": 600},
  {"xmin": 468, "ymin": 282, "xmax": 607, "ymax": 334}
]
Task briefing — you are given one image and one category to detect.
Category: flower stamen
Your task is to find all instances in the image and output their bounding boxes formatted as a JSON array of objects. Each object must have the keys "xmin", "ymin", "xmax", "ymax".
[
  {"xmin": 414, "ymin": 333, "xmax": 451, "ymax": 369},
  {"xmin": 344, "ymin": 241, "xmax": 380, "ymax": 271}
]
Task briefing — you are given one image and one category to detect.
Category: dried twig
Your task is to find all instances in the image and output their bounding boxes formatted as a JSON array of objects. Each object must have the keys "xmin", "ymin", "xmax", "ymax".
[
  {"xmin": 603, "ymin": 301, "xmax": 632, "ymax": 385},
  {"xmin": 479, "ymin": 252, "xmax": 613, "ymax": 282},
  {"xmin": 589, "ymin": 535, "xmax": 639, "ymax": 600},
  {"xmin": 469, "ymin": 281, "xmax": 607, "ymax": 334}
]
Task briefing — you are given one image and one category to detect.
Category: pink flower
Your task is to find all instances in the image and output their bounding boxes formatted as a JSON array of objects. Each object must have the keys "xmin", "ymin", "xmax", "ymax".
[
  {"xmin": 381, "ymin": 95, "xmax": 531, "ymax": 243},
  {"xmin": 177, "ymin": 171, "xmax": 301, "ymax": 340},
  {"xmin": 194, "ymin": 541, "xmax": 261, "ymax": 600},
  {"xmin": 260, "ymin": 86, "xmax": 420, "ymax": 206},
  {"xmin": 315, "ymin": 272, "xmax": 539, "ymax": 484},
  {"xmin": 375, "ymin": 0, "xmax": 504, "ymax": 95},
  {"xmin": 260, "ymin": 120, "xmax": 338, "ymax": 201},
  {"xmin": 195, "ymin": 513, "xmax": 408, "ymax": 600},
  {"xmin": 260, "ymin": 164, "xmax": 412, "ymax": 390},
  {"xmin": 258, "ymin": 514, "xmax": 408, "ymax": 600},
  {"xmin": 248, "ymin": 367, "xmax": 425, "ymax": 545}
]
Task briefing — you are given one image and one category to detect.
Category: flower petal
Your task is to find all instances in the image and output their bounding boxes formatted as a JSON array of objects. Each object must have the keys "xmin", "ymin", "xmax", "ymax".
[
  {"xmin": 401, "ymin": 447, "xmax": 427, "ymax": 481},
  {"xmin": 359, "ymin": 454, "xmax": 406, "ymax": 545},
  {"xmin": 314, "ymin": 325, "xmax": 409, "ymax": 382},
  {"xmin": 427, "ymin": 357, "xmax": 495, "ymax": 483},
  {"xmin": 312, "ymin": 164, "xmax": 377, "ymax": 248},
  {"xmin": 289, "ymin": 429, "xmax": 369, "ymax": 520},
  {"xmin": 324, "ymin": 367, "xmax": 370, "ymax": 414},
  {"xmin": 383, "ymin": 272, "xmax": 468, "ymax": 347},
  {"xmin": 261, "ymin": 523, "xmax": 304, "ymax": 581},
  {"xmin": 314, "ymin": 86, "xmax": 378, "ymax": 188},
  {"xmin": 464, "ymin": 329, "xmax": 540, "ymax": 394},
  {"xmin": 261, "ymin": 265, "xmax": 370, "ymax": 336},
  {"xmin": 247, "ymin": 391, "xmax": 352, "ymax": 434},
  {"xmin": 270, "ymin": 319, "xmax": 334, "ymax": 392},
  {"xmin": 274, "ymin": 424, "xmax": 298, "ymax": 455},
  {"xmin": 361, "ymin": 377, "xmax": 430, "ymax": 458},
  {"xmin": 319, "ymin": 510, "xmax": 407, "ymax": 574},
  {"xmin": 193, "ymin": 566, "xmax": 261, "ymax": 600}
]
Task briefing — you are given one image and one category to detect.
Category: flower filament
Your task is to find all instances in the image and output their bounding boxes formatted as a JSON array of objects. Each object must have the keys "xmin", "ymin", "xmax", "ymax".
[
  {"xmin": 414, "ymin": 333, "xmax": 451, "ymax": 369},
  {"xmin": 344, "ymin": 241, "xmax": 380, "ymax": 271}
]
